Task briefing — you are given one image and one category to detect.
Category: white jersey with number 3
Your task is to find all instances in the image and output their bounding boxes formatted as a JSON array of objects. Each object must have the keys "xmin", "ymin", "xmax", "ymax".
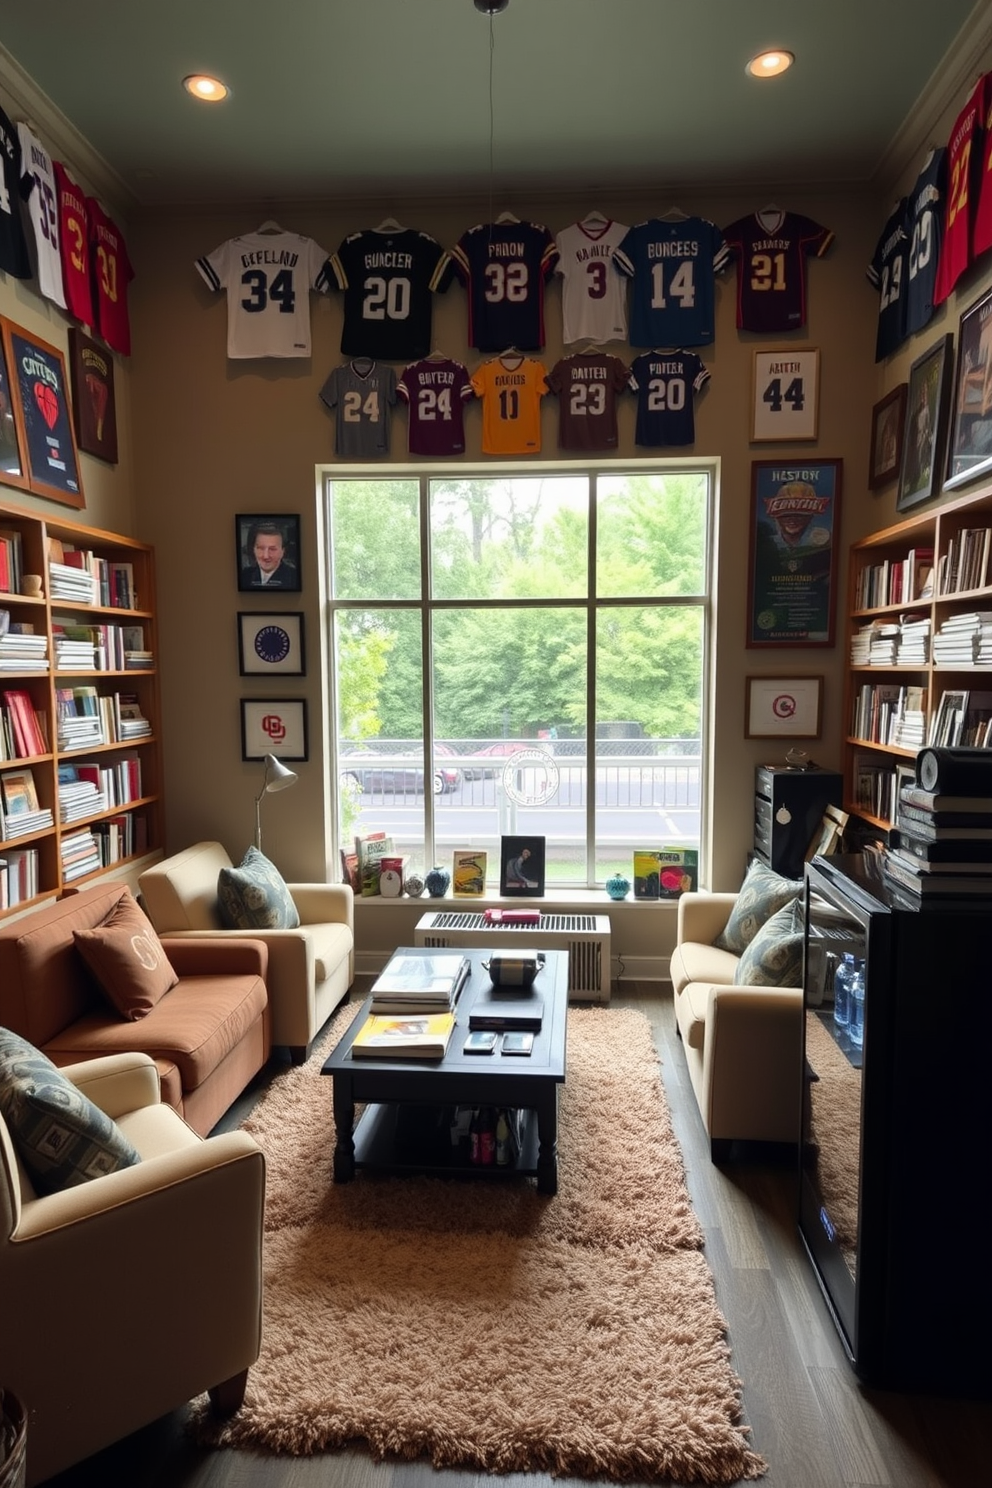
[
  {"xmin": 195, "ymin": 231, "xmax": 331, "ymax": 359},
  {"xmin": 555, "ymin": 219, "xmax": 628, "ymax": 345}
]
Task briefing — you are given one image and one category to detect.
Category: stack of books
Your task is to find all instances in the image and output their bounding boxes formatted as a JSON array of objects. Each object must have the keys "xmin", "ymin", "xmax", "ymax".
[
  {"xmin": 369, "ymin": 950, "xmax": 471, "ymax": 1015},
  {"xmin": 60, "ymin": 826, "xmax": 102, "ymax": 882},
  {"xmin": 0, "ymin": 768, "xmax": 54, "ymax": 839},
  {"xmin": 0, "ymin": 629, "xmax": 48, "ymax": 672},
  {"xmin": 931, "ymin": 612, "xmax": 992, "ymax": 665},
  {"xmin": 48, "ymin": 559, "xmax": 97, "ymax": 603},
  {"xmin": 882, "ymin": 782, "xmax": 992, "ymax": 907}
]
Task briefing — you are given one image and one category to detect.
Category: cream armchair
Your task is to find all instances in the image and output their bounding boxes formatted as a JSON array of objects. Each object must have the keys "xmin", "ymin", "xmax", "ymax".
[
  {"xmin": 140, "ymin": 840, "xmax": 354, "ymax": 1063},
  {"xmin": 0, "ymin": 1052, "xmax": 264, "ymax": 1486}
]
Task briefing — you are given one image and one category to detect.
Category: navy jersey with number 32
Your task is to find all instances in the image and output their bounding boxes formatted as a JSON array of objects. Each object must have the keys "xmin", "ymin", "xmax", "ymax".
[{"xmin": 449, "ymin": 221, "xmax": 558, "ymax": 352}]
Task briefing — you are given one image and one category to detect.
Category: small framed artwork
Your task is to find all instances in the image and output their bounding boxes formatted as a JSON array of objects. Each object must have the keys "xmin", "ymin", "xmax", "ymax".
[
  {"xmin": 747, "ymin": 458, "xmax": 841, "ymax": 647},
  {"xmin": 928, "ymin": 688, "xmax": 969, "ymax": 748},
  {"xmin": 868, "ymin": 383, "xmax": 907, "ymax": 490},
  {"xmin": 499, "ymin": 835, "xmax": 546, "ymax": 897},
  {"xmin": 1, "ymin": 316, "xmax": 84, "ymax": 508},
  {"xmin": 236, "ymin": 513, "xmax": 301, "ymax": 592},
  {"xmin": 452, "ymin": 849, "xmax": 487, "ymax": 896},
  {"xmin": 238, "ymin": 612, "xmax": 306, "ymax": 676},
  {"xmin": 897, "ymin": 333, "xmax": 953, "ymax": 512},
  {"xmin": 68, "ymin": 328, "xmax": 118, "ymax": 464},
  {"xmin": 744, "ymin": 676, "xmax": 824, "ymax": 739},
  {"xmin": 751, "ymin": 348, "xmax": 819, "ymax": 442},
  {"xmin": 0, "ymin": 328, "xmax": 28, "ymax": 489},
  {"xmin": 944, "ymin": 286, "xmax": 992, "ymax": 492},
  {"xmin": 240, "ymin": 698, "xmax": 309, "ymax": 762}
]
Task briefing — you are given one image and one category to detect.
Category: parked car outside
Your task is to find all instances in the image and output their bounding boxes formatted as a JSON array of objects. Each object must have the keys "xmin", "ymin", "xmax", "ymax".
[{"xmin": 339, "ymin": 756, "xmax": 460, "ymax": 795}]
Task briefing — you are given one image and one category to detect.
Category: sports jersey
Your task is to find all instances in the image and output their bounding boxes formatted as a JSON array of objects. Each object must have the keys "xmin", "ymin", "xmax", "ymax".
[
  {"xmin": 866, "ymin": 201, "xmax": 909, "ymax": 362},
  {"xmin": 971, "ymin": 75, "xmax": 992, "ymax": 259},
  {"xmin": 195, "ymin": 231, "xmax": 331, "ymax": 359},
  {"xmin": 329, "ymin": 227, "xmax": 451, "ymax": 360},
  {"xmin": 16, "ymin": 124, "xmax": 65, "ymax": 308},
  {"xmin": 628, "ymin": 350, "xmax": 709, "ymax": 447},
  {"xmin": 0, "ymin": 105, "xmax": 31, "ymax": 280},
  {"xmin": 721, "ymin": 209, "xmax": 833, "ymax": 333},
  {"xmin": 904, "ymin": 148, "xmax": 946, "ymax": 338},
  {"xmin": 87, "ymin": 198, "xmax": 134, "ymax": 355},
  {"xmin": 397, "ymin": 357, "xmax": 474, "ymax": 456},
  {"xmin": 934, "ymin": 74, "xmax": 987, "ymax": 306},
  {"xmin": 614, "ymin": 217, "xmax": 728, "ymax": 348},
  {"xmin": 546, "ymin": 352, "xmax": 630, "ymax": 451},
  {"xmin": 470, "ymin": 355, "xmax": 547, "ymax": 454},
  {"xmin": 54, "ymin": 161, "xmax": 94, "ymax": 326},
  {"xmin": 319, "ymin": 359, "xmax": 396, "ymax": 458},
  {"xmin": 449, "ymin": 221, "xmax": 558, "ymax": 352},
  {"xmin": 554, "ymin": 218, "xmax": 629, "ymax": 344}
]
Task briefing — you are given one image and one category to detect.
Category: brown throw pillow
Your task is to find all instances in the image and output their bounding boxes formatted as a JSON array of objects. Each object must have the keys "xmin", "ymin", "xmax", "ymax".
[{"xmin": 74, "ymin": 888, "xmax": 179, "ymax": 1020}]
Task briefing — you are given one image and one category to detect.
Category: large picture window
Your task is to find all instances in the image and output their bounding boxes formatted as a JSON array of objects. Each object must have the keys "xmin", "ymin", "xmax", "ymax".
[{"xmin": 325, "ymin": 464, "xmax": 713, "ymax": 890}]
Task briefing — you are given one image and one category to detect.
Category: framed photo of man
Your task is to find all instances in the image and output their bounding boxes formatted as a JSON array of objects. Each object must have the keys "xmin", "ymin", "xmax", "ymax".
[
  {"xmin": 236, "ymin": 513, "xmax": 301, "ymax": 592},
  {"xmin": 945, "ymin": 287, "xmax": 992, "ymax": 493},
  {"xmin": 746, "ymin": 459, "xmax": 842, "ymax": 647},
  {"xmin": 868, "ymin": 383, "xmax": 906, "ymax": 490},
  {"xmin": 897, "ymin": 333, "xmax": 953, "ymax": 512},
  {"xmin": 499, "ymin": 835, "xmax": 546, "ymax": 897}
]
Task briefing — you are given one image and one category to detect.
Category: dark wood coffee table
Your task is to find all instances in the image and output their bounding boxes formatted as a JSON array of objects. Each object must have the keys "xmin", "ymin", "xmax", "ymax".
[{"xmin": 321, "ymin": 947, "xmax": 568, "ymax": 1194}]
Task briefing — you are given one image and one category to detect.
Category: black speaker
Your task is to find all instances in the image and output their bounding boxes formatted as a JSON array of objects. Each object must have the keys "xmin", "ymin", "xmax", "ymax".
[{"xmin": 916, "ymin": 747, "xmax": 992, "ymax": 794}]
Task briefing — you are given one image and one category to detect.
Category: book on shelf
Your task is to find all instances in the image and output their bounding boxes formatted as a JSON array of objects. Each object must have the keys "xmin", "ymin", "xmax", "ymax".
[
  {"xmin": 896, "ymin": 802, "xmax": 992, "ymax": 836},
  {"xmin": 656, "ymin": 846, "xmax": 698, "ymax": 898},
  {"xmin": 350, "ymin": 1011, "xmax": 456, "ymax": 1060},
  {"xmin": 0, "ymin": 529, "xmax": 24, "ymax": 595},
  {"xmin": 900, "ymin": 785, "xmax": 992, "ymax": 814},
  {"xmin": 632, "ymin": 849, "xmax": 661, "ymax": 899},
  {"xmin": 889, "ymin": 831, "xmax": 992, "ymax": 865},
  {"xmin": 355, "ymin": 831, "xmax": 394, "ymax": 896},
  {"xmin": 339, "ymin": 848, "xmax": 360, "ymax": 892},
  {"xmin": 452, "ymin": 849, "xmax": 486, "ymax": 896},
  {"xmin": 2, "ymin": 690, "xmax": 47, "ymax": 756},
  {"xmin": 881, "ymin": 852, "xmax": 992, "ymax": 897},
  {"xmin": 370, "ymin": 950, "xmax": 471, "ymax": 1011}
]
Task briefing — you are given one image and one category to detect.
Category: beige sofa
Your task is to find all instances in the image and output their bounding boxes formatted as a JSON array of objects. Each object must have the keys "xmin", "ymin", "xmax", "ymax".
[
  {"xmin": 669, "ymin": 891, "xmax": 803, "ymax": 1161},
  {"xmin": 140, "ymin": 840, "xmax": 354, "ymax": 1063}
]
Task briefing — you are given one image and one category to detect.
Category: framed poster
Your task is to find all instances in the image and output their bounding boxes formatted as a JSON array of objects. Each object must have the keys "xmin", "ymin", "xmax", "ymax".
[
  {"xmin": 944, "ymin": 287, "xmax": 992, "ymax": 492},
  {"xmin": 868, "ymin": 383, "xmax": 906, "ymax": 490},
  {"xmin": 897, "ymin": 333, "xmax": 953, "ymax": 512},
  {"xmin": 751, "ymin": 348, "xmax": 819, "ymax": 442},
  {"xmin": 0, "ymin": 329, "xmax": 28, "ymax": 490},
  {"xmin": 68, "ymin": 328, "xmax": 118, "ymax": 464},
  {"xmin": 235, "ymin": 513, "xmax": 301, "ymax": 592},
  {"xmin": 238, "ymin": 612, "xmax": 305, "ymax": 676},
  {"xmin": 499, "ymin": 835, "xmax": 546, "ymax": 897},
  {"xmin": 240, "ymin": 698, "xmax": 308, "ymax": 762},
  {"xmin": 744, "ymin": 676, "xmax": 823, "ymax": 738},
  {"xmin": 1, "ymin": 317, "xmax": 84, "ymax": 507},
  {"xmin": 747, "ymin": 458, "xmax": 842, "ymax": 647}
]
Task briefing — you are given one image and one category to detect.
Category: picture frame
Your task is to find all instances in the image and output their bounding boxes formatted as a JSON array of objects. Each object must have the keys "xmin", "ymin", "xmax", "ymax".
[
  {"xmin": 751, "ymin": 348, "xmax": 819, "ymax": 442},
  {"xmin": 240, "ymin": 698, "xmax": 308, "ymax": 762},
  {"xmin": 0, "ymin": 327, "xmax": 28, "ymax": 490},
  {"xmin": 0, "ymin": 316, "xmax": 84, "ymax": 508},
  {"xmin": 897, "ymin": 333, "xmax": 953, "ymax": 512},
  {"xmin": 868, "ymin": 383, "xmax": 907, "ymax": 490},
  {"xmin": 747, "ymin": 458, "xmax": 841, "ymax": 647},
  {"xmin": 944, "ymin": 287, "xmax": 992, "ymax": 492},
  {"xmin": 452, "ymin": 849, "xmax": 487, "ymax": 896},
  {"xmin": 927, "ymin": 688, "xmax": 969, "ymax": 748},
  {"xmin": 744, "ymin": 676, "xmax": 824, "ymax": 738},
  {"xmin": 499, "ymin": 835, "xmax": 546, "ymax": 897},
  {"xmin": 236, "ymin": 513, "xmax": 301, "ymax": 592},
  {"xmin": 68, "ymin": 327, "xmax": 118, "ymax": 464},
  {"xmin": 238, "ymin": 612, "xmax": 306, "ymax": 676}
]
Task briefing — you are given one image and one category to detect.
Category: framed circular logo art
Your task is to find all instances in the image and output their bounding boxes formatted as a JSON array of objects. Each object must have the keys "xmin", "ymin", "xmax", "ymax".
[{"xmin": 238, "ymin": 612, "xmax": 305, "ymax": 675}]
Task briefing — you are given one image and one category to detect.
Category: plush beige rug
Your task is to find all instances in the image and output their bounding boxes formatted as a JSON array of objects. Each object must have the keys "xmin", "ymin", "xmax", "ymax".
[{"xmin": 193, "ymin": 1005, "xmax": 765, "ymax": 1483}]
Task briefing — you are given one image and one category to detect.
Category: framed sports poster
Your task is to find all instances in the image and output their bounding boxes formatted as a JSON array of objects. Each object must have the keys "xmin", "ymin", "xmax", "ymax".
[
  {"xmin": 238, "ymin": 612, "xmax": 305, "ymax": 676},
  {"xmin": 0, "ymin": 329, "xmax": 28, "ymax": 490},
  {"xmin": 944, "ymin": 287, "xmax": 992, "ymax": 493},
  {"xmin": 897, "ymin": 333, "xmax": 953, "ymax": 512},
  {"xmin": 240, "ymin": 698, "xmax": 308, "ymax": 762},
  {"xmin": 68, "ymin": 328, "xmax": 118, "ymax": 464},
  {"xmin": 747, "ymin": 459, "xmax": 842, "ymax": 648},
  {"xmin": 751, "ymin": 348, "xmax": 819, "ymax": 442},
  {"xmin": 868, "ymin": 383, "xmax": 906, "ymax": 490},
  {"xmin": 0, "ymin": 317, "xmax": 84, "ymax": 508}
]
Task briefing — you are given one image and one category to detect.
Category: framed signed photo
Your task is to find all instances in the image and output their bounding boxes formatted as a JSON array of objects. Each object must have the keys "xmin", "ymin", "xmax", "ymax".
[
  {"xmin": 868, "ymin": 383, "xmax": 906, "ymax": 490},
  {"xmin": 0, "ymin": 317, "xmax": 84, "ymax": 508},
  {"xmin": 235, "ymin": 513, "xmax": 301, "ymax": 592},
  {"xmin": 745, "ymin": 676, "xmax": 823, "ymax": 739},
  {"xmin": 944, "ymin": 287, "xmax": 992, "ymax": 493},
  {"xmin": 238, "ymin": 612, "xmax": 305, "ymax": 676},
  {"xmin": 751, "ymin": 348, "xmax": 819, "ymax": 442},
  {"xmin": 240, "ymin": 698, "xmax": 308, "ymax": 762},
  {"xmin": 747, "ymin": 459, "xmax": 841, "ymax": 647},
  {"xmin": 897, "ymin": 333, "xmax": 953, "ymax": 511}
]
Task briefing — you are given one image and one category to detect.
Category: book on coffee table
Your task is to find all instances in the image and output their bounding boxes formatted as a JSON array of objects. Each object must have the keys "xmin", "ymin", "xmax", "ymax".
[
  {"xmin": 468, "ymin": 990, "xmax": 544, "ymax": 1032},
  {"xmin": 351, "ymin": 1012, "xmax": 456, "ymax": 1060},
  {"xmin": 370, "ymin": 951, "xmax": 470, "ymax": 1013}
]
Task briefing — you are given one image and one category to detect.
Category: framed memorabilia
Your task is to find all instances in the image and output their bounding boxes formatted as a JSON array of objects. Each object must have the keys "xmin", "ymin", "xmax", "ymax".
[
  {"xmin": 235, "ymin": 512, "xmax": 301, "ymax": 592},
  {"xmin": 868, "ymin": 383, "xmax": 906, "ymax": 490},
  {"xmin": 68, "ymin": 328, "xmax": 118, "ymax": 464},
  {"xmin": 238, "ymin": 612, "xmax": 305, "ymax": 676},
  {"xmin": 240, "ymin": 698, "xmax": 308, "ymax": 762},
  {"xmin": 744, "ymin": 676, "xmax": 823, "ymax": 739},
  {"xmin": 751, "ymin": 348, "xmax": 819, "ymax": 442},
  {"xmin": 897, "ymin": 333, "xmax": 953, "ymax": 512},
  {"xmin": 499, "ymin": 835, "xmax": 546, "ymax": 897},
  {"xmin": 747, "ymin": 458, "xmax": 842, "ymax": 647},
  {"xmin": 0, "ymin": 316, "xmax": 84, "ymax": 508},
  {"xmin": 452, "ymin": 849, "xmax": 487, "ymax": 896},
  {"xmin": 944, "ymin": 287, "xmax": 992, "ymax": 492},
  {"xmin": 0, "ymin": 328, "xmax": 28, "ymax": 489}
]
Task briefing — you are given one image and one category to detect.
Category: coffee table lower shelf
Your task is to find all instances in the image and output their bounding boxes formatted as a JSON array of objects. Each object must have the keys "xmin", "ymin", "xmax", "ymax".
[{"xmin": 350, "ymin": 1101, "xmax": 541, "ymax": 1183}]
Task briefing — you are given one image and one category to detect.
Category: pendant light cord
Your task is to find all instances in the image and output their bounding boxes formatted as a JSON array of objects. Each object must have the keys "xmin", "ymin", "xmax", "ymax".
[{"xmin": 487, "ymin": 14, "xmax": 496, "ymax": 228}]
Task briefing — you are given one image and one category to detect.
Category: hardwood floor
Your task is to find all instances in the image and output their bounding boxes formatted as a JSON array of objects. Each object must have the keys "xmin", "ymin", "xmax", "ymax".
[{"xmin": 47, "ymin": 982, "xmax": 987, "ymax": 1488}]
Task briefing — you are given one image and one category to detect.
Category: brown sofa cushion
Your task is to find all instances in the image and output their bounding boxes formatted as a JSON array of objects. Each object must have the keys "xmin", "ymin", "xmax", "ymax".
[{"xmin": 73, "ymin": 889, "xmax": 179, "ymax": 1020}]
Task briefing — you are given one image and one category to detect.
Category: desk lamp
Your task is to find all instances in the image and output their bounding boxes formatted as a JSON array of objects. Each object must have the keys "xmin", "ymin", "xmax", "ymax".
[{"xmin": 254, "ymin": 753, "xmax": 298, "ymax": 851}]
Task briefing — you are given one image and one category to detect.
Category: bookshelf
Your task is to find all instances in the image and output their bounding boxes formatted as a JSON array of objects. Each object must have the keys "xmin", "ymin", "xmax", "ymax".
[
  {"xmin": 0, "ymin": 498, "xmax": 162, "ymax": 916},
  {"xmin": 843, "ymin": 477, "xmax": 992, "ymax": 834}
]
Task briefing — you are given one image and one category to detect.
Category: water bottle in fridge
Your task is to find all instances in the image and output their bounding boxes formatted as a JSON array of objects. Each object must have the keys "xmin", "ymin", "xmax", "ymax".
[
  {"xmin": 833, "ymin": 952, "xmax": 854, "ymax": 1030},
  {"xmin": 848, "ymin": 960, "xmax": 866, "ymax": 1048}
]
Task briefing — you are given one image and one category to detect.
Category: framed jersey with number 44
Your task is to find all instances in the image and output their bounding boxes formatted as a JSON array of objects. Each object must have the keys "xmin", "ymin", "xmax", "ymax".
[{"xmin": 751, "ymin": 348, "xmax": 819, "ymax": 442}]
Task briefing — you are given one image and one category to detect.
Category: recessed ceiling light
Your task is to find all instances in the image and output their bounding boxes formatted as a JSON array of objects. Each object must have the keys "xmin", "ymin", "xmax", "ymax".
[
  {"xmin": 182, "ymin": 74, "xmax": 230, "ymax": 102},
  {"xmin": 746, "ymin": 50, "xmax": 794, "ymax": 79}
]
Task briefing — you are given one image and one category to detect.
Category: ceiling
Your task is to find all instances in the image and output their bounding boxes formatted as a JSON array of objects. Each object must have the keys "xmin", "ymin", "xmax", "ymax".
[{"xmin": 0, "ymin": 0, "xmax": 988, "ymax": 209}]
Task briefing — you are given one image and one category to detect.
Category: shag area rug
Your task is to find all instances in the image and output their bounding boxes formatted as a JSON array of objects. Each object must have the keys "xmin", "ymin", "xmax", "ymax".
[{"xmin": 193, "ymin": 1004, "xmax": 765, "ymax": 1483}]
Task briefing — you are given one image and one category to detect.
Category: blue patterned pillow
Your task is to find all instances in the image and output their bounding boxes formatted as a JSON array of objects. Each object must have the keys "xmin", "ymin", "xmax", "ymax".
[
  {"xmin": 736, "ymin": 898, "xmax": 805, "ymax": 986},
  {"xmin": 714, "ymin": 860, "xmax": 803, "ymax": 954},
  {"xmin": 217, "ymin": 846, "xmax": 300, "ymax": 930},
  {"xmin": 0, "ymin": 1029, "xmax": 140, "ymax": 1195}
]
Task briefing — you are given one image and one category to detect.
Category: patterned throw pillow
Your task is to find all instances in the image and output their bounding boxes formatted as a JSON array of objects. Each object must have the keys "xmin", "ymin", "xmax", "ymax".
[
  {"xmin": 736, "ymin": 898, "xmax": 805, "ymax": 987},
  {"xmin": 217, "ymin": 846, "xmax": 300, "ymax": 931},
  {"xmin": 714, "ymin": 860, "xmax": 804, "ymax": 954},
  {"xmin": 0, "ymin": 1029, "xmax": 140, "ymax": 1195},
  {"xmin": 74, "ymin": 888, "xmax": 179, "ymax": 1020}
]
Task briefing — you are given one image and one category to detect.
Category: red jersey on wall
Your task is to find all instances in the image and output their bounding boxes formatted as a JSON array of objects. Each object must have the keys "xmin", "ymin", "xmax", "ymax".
[
  {"xmin": 88, "ymin": 198, "xmax": 134, "ymax": 356},
  {"xmin": 53, "ymin": 161, "xmax": 93, "ymax": 327},
  {"xmin": 934, "ymin": 74, "xmax": 988, "ymax": 307}
]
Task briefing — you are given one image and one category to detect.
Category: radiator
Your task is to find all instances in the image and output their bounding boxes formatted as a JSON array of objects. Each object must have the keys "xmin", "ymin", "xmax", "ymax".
[{"xmin": 413, "ymin": 911, "xmax": 611, "ymax": 1003}]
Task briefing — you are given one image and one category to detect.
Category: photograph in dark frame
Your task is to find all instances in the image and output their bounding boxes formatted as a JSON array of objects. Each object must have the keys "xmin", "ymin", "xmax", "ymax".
[
  {"xmin": 945, "ymin": 287, "xmax": 992, "ymax": 493},
  {"xmin": 236, "ymin": 513, "xmax": 302, "ymax": 592},
  {"xmin": 499, "ymin": 835, "xmax": 546, "ymax": 897},
  {"xmin": 897, "ymin": 333, "xmax": 953, "ymax": 511},
  {"xmin": 868, "ymin": 383, "xmax": 907, "ymax": 490}
]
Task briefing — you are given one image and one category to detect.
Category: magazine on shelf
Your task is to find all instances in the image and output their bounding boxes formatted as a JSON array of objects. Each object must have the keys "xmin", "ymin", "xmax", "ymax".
[{"xmin": 351, "ymin": 1012, "xmax": 456, "ymax": 1059}]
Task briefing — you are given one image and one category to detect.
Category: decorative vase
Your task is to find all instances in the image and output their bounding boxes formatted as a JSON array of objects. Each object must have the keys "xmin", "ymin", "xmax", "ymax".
[
  {"xmin": 425, "ymin": 865, "xmax": 450, "ymax": 898},
  {"xmin": 606, "ymin": 874, "xmax": 631, "ymax": 901},
  {"xmin": 403, "ymin": 872, "xmax": 425, "ymax": 898}
]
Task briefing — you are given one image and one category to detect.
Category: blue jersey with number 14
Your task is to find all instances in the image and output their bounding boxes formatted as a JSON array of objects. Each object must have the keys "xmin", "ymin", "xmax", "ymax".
[{"xmin": 614, "ymin": 218, "xmax": 728, "ymax": 348}]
